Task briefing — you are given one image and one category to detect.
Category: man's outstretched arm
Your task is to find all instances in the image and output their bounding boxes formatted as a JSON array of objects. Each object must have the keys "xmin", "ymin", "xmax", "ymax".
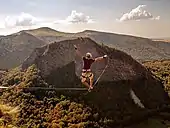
[{"xmin": 95, "ymin": 55, "xmax": 107, "ymax": 61}]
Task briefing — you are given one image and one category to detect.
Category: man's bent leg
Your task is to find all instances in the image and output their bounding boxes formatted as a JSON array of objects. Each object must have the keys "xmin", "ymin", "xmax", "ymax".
[{"xmin": 81, "ymin": 77, "xmax": 90, "ymax": 88}]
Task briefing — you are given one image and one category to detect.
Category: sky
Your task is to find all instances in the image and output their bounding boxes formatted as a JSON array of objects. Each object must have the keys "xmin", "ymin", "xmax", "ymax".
[{"xmin": 0, "ymin": 0, "xmax": 170, "ymax": 38}]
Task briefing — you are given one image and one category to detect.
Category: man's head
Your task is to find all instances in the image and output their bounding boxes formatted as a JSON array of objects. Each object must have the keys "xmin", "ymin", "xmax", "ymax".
[{"xmin": 86, "ymin": 52, "xmax": 92, "ymax": 59}]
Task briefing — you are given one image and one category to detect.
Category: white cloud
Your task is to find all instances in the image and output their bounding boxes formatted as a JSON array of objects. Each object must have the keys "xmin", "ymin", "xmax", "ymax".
[
  {"xmin": 118, "ymin": 5, "xmax": 160, "ymax": 22},
  {"xmin": 4, "ymin": 10, "xmax": 94, "ymax": 28},
  {"xmin": 155, "ymin": 16, "xmax": 160, "ymax": 20},
  {"xmin": 64, "ymin": 10, "xmax": 94, "ymax": 24},
  {"xmin": 4, "ymin": 12, "xmax": 39, "ymax": 27}
]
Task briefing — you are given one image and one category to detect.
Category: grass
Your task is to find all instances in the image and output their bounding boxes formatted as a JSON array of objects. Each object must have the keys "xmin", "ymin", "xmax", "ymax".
[{"xmin": 0, "ymin": 61, "xmax": 170, "ymax": 127}]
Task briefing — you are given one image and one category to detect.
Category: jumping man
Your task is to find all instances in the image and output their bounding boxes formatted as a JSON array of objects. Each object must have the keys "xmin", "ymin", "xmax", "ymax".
[{"xmin": 74, "ymin": 45, "xmax": 107, "ymax": 91}]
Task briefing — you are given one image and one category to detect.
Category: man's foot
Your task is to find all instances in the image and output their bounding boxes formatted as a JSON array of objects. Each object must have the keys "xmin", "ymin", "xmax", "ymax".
[
  {"xmin": 88, "ymin": 88, "xmax": 91, "ymax": 92},
  {"xmin": 88, "ymin": 86, "xmax": 93, "ymax": 92},
  {"xmin": 90, "ymin": 86, "xmax": 93, "ymax": 89}
]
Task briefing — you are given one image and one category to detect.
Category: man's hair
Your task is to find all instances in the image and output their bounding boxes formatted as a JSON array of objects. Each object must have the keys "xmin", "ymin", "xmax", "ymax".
[{"xmin": 86, "ymin": 52, "xmax": 92, "ymax": 59}]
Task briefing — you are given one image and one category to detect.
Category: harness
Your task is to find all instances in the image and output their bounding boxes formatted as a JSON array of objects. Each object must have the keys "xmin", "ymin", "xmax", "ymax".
[
  {"xmin": 81, "ymin": 69, "xmax": 93, "ymax": 78},
  {"xmin": 82, "ymin": 69, "xmax": 91, "ymax": 72}
]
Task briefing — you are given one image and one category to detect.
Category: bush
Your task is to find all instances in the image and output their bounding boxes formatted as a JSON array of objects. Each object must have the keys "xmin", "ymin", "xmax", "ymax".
[
  {"xmin": 0, "ymin": 65, "xmax": 102, "ymax": 128},
  {"xmin": 144, "ymin": 60, "xmax": 170, "ymax": 92}
]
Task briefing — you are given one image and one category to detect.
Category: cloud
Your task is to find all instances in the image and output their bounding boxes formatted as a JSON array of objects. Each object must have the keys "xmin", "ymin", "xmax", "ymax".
[
  {"xmin": 5, "ymin": 12, "xmax": 38, "ymax": 27},
  {"xmin": 63, "ymin": 10, "xmax": 94, "ymax": 24},
  {"xmin": 4, "ymin": 10, "xmax": 94, "ymax": 28},
  {"xmin": 154, "ymin": 16, "xmax": 160, "ymax": 20},
  {"xmin": 118, "ymin": 5, "xmax": 160, "ymax": 22}
]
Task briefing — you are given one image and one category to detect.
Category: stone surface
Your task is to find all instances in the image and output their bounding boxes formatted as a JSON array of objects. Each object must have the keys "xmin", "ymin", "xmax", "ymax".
[{"xmin": 22, "ymin": 37, "xmax": 169, "ymax": 112}]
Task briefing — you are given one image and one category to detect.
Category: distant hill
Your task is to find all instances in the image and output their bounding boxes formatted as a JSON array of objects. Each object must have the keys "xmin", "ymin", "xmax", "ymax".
[
  {"xmin": 0, "ymin": 27, "xmax": 170, "ymax": 69},
  {"xmin": 76, "ymin": 30, "xmax": 170, "ymax": 62},
  {"xmin": 23, "ymin": 27, "xmax": 73, "ymax": 43},
  {"xmin": 151, "ymin": 37, "xmax": 170, "ymax": 43},
  {"xmin": 24, "ymin": 27, "xmax": 170, "ymax": 62},
  {"xmin": 152, "ymin": 39, "xmax": 170, "ymax": 43},
  {"xmin": 152, "ymin": 37, "xmax": 170, "ymax": 40},
  {"xmin": 0, "ymin": 31, "xmax": 46, "ymax": 69},
  {"xmin": 24, "ymin": 27, "xmax": 70, "ymax": 36}
]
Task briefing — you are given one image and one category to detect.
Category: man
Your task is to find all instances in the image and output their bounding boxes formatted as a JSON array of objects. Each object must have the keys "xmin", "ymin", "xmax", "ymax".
[{"xmin": 74, "ymin": 45, "xmax": 107, "ymax": 91}]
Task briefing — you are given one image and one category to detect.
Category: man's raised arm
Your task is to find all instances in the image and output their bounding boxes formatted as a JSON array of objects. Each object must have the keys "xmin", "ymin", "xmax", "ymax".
[
  {"xmin": 95, "ymin": 55, "xmax": 107, "ymax": 61},
  {"xmin": 74, "ymin": 45, "xmax": 82, "ymax": 58}
]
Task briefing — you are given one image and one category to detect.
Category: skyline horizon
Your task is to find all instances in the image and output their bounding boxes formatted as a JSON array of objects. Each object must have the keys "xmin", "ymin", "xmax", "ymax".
[
  {"xmin": 0, "ymin": 0, "xmax": 170, "ymax": 38},
  {"xmin": 0, "ymin": 26, "xmax": 169, "ymax": 39}
]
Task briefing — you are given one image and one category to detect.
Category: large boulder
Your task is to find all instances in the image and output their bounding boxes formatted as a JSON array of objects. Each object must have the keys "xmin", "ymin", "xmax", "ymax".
[
  {"xmin": 22, "ymin": 37, "xmax": 147, "ymax": 83},
  {"xmin": 21, "ymin": 37, "xmax": 169, "ymax": 120}
]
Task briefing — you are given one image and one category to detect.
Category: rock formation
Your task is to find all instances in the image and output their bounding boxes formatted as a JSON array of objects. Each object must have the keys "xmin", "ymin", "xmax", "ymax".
[{"xmin": 21, "ymin": 37, "xmax": 169, "ymax": 119}]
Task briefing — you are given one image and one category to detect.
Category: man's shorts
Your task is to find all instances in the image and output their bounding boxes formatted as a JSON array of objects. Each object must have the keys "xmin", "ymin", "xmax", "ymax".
[{"xmin": 81, "ymin": 71, "xmax": 93, "ymax": 79}]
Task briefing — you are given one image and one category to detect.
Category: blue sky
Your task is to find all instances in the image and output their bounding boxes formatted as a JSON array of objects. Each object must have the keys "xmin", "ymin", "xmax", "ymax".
[{"xmin": 0, "ymin": 0, "xmax": 170, "ymax": 38}]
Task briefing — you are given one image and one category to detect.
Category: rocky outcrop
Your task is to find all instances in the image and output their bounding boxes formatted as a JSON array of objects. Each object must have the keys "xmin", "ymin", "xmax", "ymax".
[
  {"xmin": 22, "ymin": 38, "xmax": 169, "ymax": 112},
  {"xmin": 22, "ymin": 37, "xmax": 147, "ymax": 83}
]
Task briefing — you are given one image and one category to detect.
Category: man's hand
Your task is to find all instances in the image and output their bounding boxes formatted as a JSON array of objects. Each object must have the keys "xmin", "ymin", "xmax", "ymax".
[
  {"xmin": 95, "ymin": 55, "xmax": 108, "ymax": 61},
  {"xmin": 103, "ymin": 55, "xmax": 108, "ymax": 58},
  {"xmin": 74, "ymin": 45, "xmax": 77, "ymax": 50},
  {"xmin": 74, "ymin": 45, "xmax": 83, "ymax": 57}
]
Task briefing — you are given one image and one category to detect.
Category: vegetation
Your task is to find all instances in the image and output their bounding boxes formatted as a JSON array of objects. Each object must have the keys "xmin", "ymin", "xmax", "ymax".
[
  {"xmin": 143, "ymin": 60, "xmax": 170, "ymax": 92},
  {"xmin": 0, "ymin": 104, "xmax": 19, "ymax": 128},
  {"xmin": 0, "ymin": 61, "xmax": 170, "ymax": 127},
  {"xmin": 0, "ymin": 65, "xmax": 102, "ymax": 128}
]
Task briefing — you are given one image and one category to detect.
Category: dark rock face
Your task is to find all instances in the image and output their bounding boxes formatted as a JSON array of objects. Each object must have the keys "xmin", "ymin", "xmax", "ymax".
[
  {"xmin": 22, "ymin": 38, "xmax": 169, "ymax": 114},
  {"xmin": 22, "ymin": 38, "xmax": 147, "ymax": 84}
]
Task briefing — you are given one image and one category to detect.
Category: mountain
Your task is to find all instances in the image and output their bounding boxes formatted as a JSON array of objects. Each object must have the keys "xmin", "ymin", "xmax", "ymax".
[
  {"xmin": 24, "ymin": 27, "xmax": 70, "ymax": 36},
  {"xmin": 23, "ymin": 27, "xmax": 73, "ymax": 43},
  {"xmin": 152, "ymin": 38, "xmax": 170, "ymax": 43},
  {"xmin": 0, "ymin": 27, "xmax": 72, "ymax": 69},
  {"xmin": 0, "ymin": 27, "xmax": 170, "ymax": 69},
  {"xmin": 152, "ymin": 37, "xmax": 170, "ymax": 40},
  {"xmin": 0, "ymin": 31, "xmax": 46, "ymax": 69},
  {"xmin": 24, "ymin": 27, "xmax": 170, "ymax": 62},
  {"xmin": 76, "ymin": 30, "xmax": 170, "ymax": 62}
]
